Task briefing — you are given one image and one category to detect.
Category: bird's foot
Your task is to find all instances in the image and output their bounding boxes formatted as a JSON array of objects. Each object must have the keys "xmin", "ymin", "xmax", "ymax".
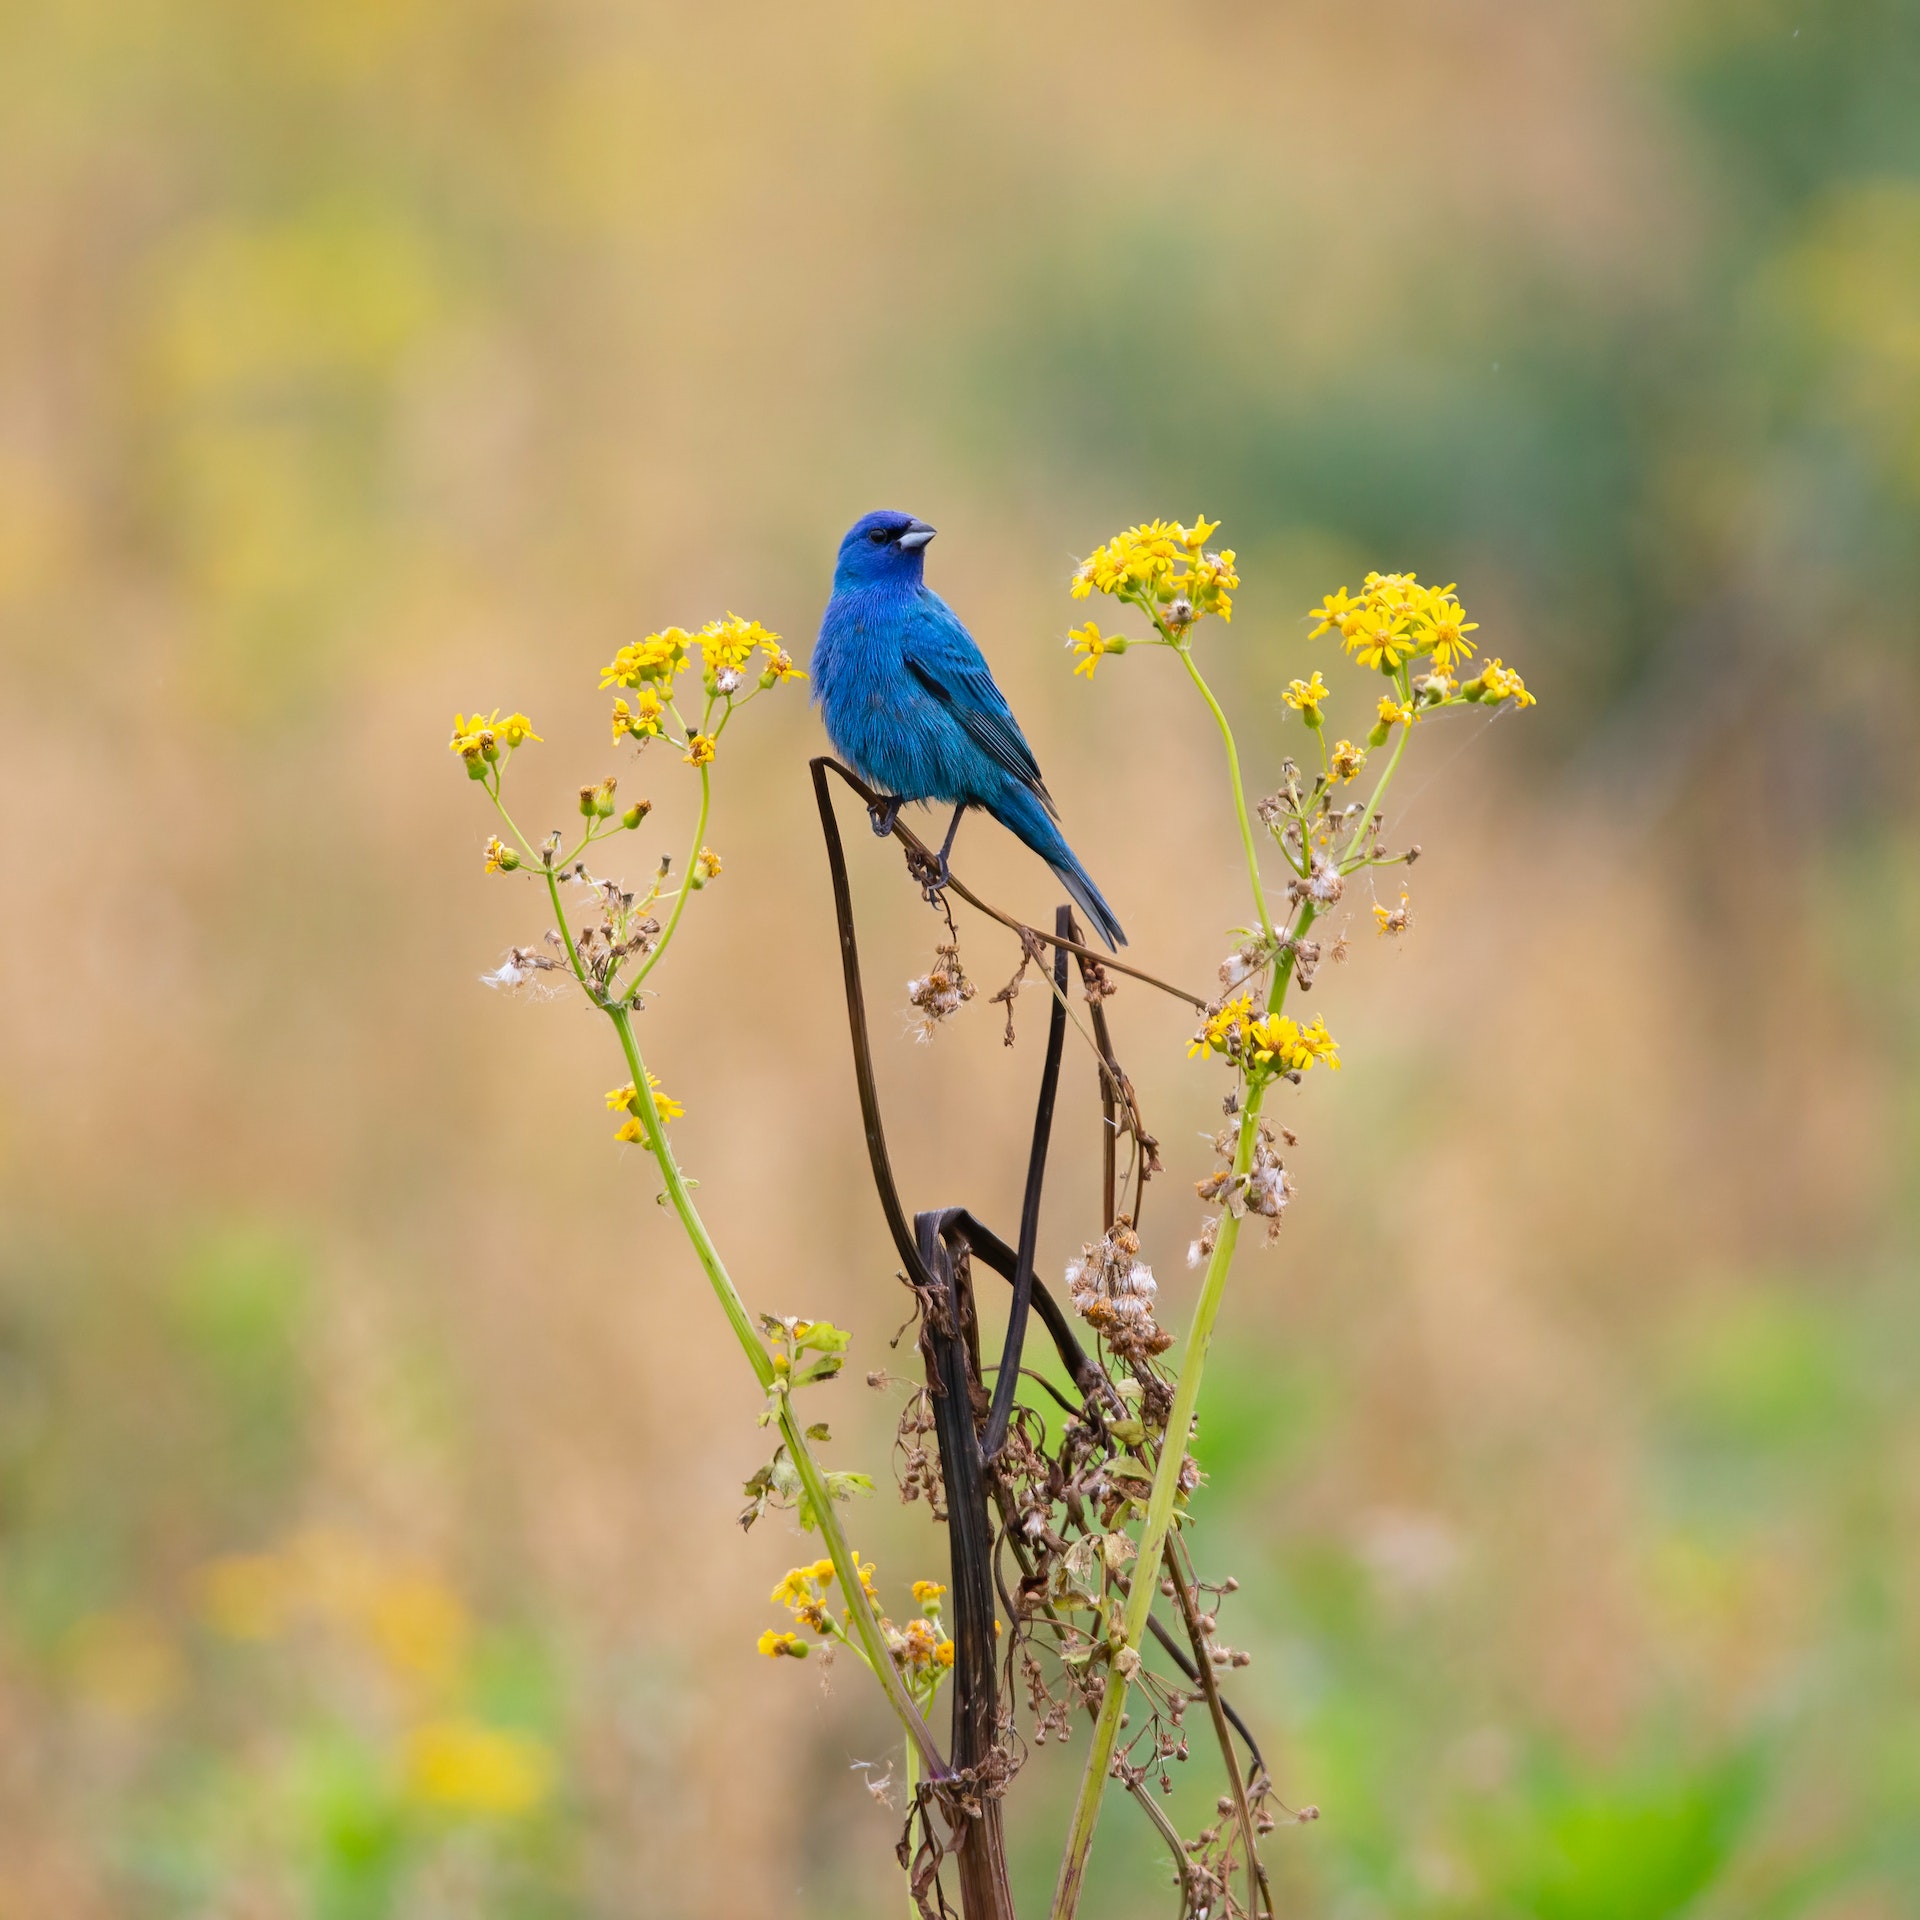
[
  {"xmin": 905, "ymin": 845, "xmax": 951, "ymax": 899},
  {"xmin": 867, "ymin": 794, "xmax": 904, "ymax": 838}
]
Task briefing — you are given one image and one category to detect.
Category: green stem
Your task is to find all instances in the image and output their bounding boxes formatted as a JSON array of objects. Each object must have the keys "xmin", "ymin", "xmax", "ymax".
[
  {"xmin": 1175, "ymin": 644, "xmax": 1275, "ymax": 940},
  {"xmin": 1339, "ymin": 713, "xmax": 1413, "ymax": 873},
  {"xmin": 1050, "ymin": 1092, "xmax": 1260, "ymax": 1919},
  {"xmin": 902, "ymin": 1735, "xmax": 923, "ymax": 1920},
  {"xmin": 1053, "ymin": 634, "xmax": 1318, "ymax": 1912},
  {"xmin": 629, "ymin": 760, "xmax": 711, "ymax": 992},
  {"xmin": 604, "ymin": 1004, "xmax": 946, "ymax": 1775}
]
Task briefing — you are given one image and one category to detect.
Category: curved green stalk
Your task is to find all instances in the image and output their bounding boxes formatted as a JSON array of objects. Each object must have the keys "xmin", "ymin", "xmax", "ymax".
[
  {"xmin": 630, "ymin": 758, "xmax": 711, "ymax": 993},
  {"xmin": 604, "ymin": 1004, "xmax": 945, "ymax": 1776},
  {"xmin": 1174, "ymin": 644, "xmax": 1275, "ymax": 939},
  {"xmin": 1052, "ymin": 633, "xmax": 1320, "ymax": 1914},
  {"xmin": 1339, "ymin": 713, "xmax": 1413, "ymax": 873}
]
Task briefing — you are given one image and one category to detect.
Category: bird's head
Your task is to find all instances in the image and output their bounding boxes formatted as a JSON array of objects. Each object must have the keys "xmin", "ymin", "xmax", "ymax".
[{"xmin": 834, "ymin": 510, "xmax": 936, "ymax": 589}]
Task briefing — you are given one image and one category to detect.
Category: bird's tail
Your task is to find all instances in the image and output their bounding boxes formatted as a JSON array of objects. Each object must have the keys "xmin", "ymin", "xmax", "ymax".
[{"xmin": 995, "ymin": 785, "xmax": 1127, "ymax": 950}]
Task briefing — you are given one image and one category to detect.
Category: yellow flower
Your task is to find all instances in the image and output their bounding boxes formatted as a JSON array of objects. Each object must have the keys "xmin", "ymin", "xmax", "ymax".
[
  {"xmin": 771, "ymin": 1567, "xmax": 817, "ymax": 1609},
  {"xmin": 609, "ymin": 1074, "xmax": 684, "ymax": 1141},
  {"xmin": 1283, "ymin": 671, "xmax": 1329, "ymax": 721},
  {"xmin": 1071, "ymin": 517, "xmax": 1228, "ymax": 610},
  {"xmin": 684, "ymin": 733, "xmax": 716, "ymax": 767},
  {"xmin": 759, "ymin": 645, "xmax": 805, "ymax": 685},
  {"xmin": 1377, "ymin": 695, "xmax": 1415, "ymax": 729},
  {"xmin": 1307, "ymin": 588, "xmax": 1361, "ymax": 640},
  {"xmin": 1189, "ymin": 993, "xmax": 1255, "ymax": 1059},
  {"xmin": 1422, "ymin": 596, "xmax": 1480, "ymax": 671},
  {"xmin": 449, "ymin": 709, "xmax": 539, "ymax": 764},
  {"xmin": 911, "ymin": 1579, "xmax": 947, "ymax": 1606},
  {"xmin": 1068, "ymin": 620, "xmax": 1125, "ymax": 677},
  {"xmin": 1188, "ymin": 547, "xmax": 1238, "ymax": 621},
  {"xmin": 809, "ymin": 1558, "xmax": 835, "ymax": 1583},
  {"xmin": 1245, "ymin": 1012, "xmax": 1342, "ymax": 1074},
  {"xmin": 696, "ymin": 846, "xmax": 722, "ymax": 881},
  {"xmin": 482, "ymin": 836, "xmax": 519, "ymax": 874},
  {"xmin": 934, "ymin": 1639, "xmax": 955, "ymax": 1668},
  {"xmin": 600, "ymin": 628, "xmax": 692, "ymax": 689},
  {"xmin": 758, "ymin": 1628, "xmax": 805, "ymax": 1658},
  {"xmin": 406, "ymin": 1719, "xmax": 552, "ymax": 1817},
  {"xmin": 1329, "ymin": 739, "xmax": 1366, "ymax": 781},
  {"xmin": 1349, "ymin": 611, "xmax": 1417, "ymax": 671},
  {"xmin": 612, "ymin": 690, "xmax": 666, "ymax": 744},
  {"xmin": 1374, "ymin": 895, "xmax": 1413, "ymax": 936},
  {"xmin": 449, "ymin": 710, "xmax": 498, "ymax": 765},
  {"xmin": 1474, "ymin": 657, "xmax": 1536, "ymax": 707}
]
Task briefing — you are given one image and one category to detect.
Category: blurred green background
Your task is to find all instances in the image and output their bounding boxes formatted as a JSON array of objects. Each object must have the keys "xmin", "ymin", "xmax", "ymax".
[{"xmin": 3, "ymin": 0, "xmax": 1918, "ymax": 1914}]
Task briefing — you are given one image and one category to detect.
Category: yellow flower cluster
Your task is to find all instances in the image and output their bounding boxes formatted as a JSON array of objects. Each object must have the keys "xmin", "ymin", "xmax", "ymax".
[
  {"xmin": 448, "ymin": 710, "xmax": 542, "ymax": 777},
  {"xmin": 601, "ymin": 617, "xmax": 801, "ymax": 695},
  {"xmin": 611, "ymin": 689, "xmax": 665, "ymax": 744},
  {"xmin": 607, "ymin": 1074, "xmax": 685, "ymax": 1144},
  {"xmin": 684, "ymin": 732, "xmax": 716, "ymax": 768},
  {"xmin": 1190, "ymin": 996, "xmax": 1342, "ymax": 1075},
  {"xmin": 895, "ymin": 1615, "xmax": 955, "ymax": 1675},
  {"xmin": 760, "ymin": 1555, "xmax": 954, "ymax": 1676},
  {"xmin": 1308, "ymin": 573, "xmax": 1480, "ymax": 673},
  {"xmin": 1329, "ymin": 739, "xmax": 1366, "ymax": 781},
  {"xmin": 1072, "ymin": 515, "xmax": 1238, "ymax": 622},
  {"xmin": 1469, "ymin": 657, "xmax": 1536, "ymax": 707},
  {"xmin": 600, "ymin": 628, "xmax": 692, "ymax": 689}
]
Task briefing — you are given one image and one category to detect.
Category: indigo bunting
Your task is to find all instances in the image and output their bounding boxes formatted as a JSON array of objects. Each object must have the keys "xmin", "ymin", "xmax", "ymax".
[{"xmin": 812, "ymin": 509, "xmax": 1126, "ymax": 949}]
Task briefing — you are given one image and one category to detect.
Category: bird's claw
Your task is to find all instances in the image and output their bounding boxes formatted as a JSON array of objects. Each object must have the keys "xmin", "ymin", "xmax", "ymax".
[
  {"xmin": 905, "ymin": 846, "xmax": 951, "ymax": 900},
  {"xmin": 868, "ymin": 795, "xmax": 904, "ymax": 838}
]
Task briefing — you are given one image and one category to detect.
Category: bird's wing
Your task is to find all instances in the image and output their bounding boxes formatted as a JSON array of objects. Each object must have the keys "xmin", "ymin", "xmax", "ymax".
[{"xmin": 903, "ymin": 593, "xmax": 1057, "ymax": 815}]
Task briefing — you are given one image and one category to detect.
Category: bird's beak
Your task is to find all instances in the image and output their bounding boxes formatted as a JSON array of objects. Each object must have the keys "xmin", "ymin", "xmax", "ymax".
[{"xmin": 898, "ymin": 521, "xmax": 936, "ymax": 550}]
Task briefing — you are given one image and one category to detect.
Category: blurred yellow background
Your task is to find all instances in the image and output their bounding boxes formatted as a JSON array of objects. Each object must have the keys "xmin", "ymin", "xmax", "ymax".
[{"xmin": 4, "ymin": 0, "xmax": 1918, "ymax": 1914}]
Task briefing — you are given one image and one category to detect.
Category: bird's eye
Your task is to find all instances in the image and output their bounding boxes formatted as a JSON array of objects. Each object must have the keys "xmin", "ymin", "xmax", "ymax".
[{"xmin": 867, "ymin": 528, "xmax": 893, "ymax": 545}]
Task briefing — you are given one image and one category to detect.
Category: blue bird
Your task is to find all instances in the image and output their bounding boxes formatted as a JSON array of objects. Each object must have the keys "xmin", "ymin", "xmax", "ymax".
[{"xmin": 812, "ymin": 509, "xmax": 1126, "ymax": 949}]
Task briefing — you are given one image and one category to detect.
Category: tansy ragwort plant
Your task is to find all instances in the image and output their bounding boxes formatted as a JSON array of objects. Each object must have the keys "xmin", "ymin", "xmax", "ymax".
[
  {"xmin": 446, "ymin": 539, "xmax": 1534, "ymax": 1920},
  {"xmin": 1046, "ymin": 523, "xmax": 1534, "ymax": 1916},
  {"xmin": 447, "ymin": 616, "xmax": 961, "ymax": 1784}
]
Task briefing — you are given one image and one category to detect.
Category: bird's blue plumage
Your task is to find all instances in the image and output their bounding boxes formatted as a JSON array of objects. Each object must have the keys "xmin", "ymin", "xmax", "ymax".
[{"xmin": 813, "ymin": 509, "xmax": 1126, "ymax": 948}]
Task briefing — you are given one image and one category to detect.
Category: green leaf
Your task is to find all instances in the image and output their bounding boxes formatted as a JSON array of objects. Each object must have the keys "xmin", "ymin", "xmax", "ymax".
[
  {"xmin": 796, "ymin": 1468, "xmax": 875, "ymax": 1533},
  {"xmin": 794, "ymin": 1320, "xmax": 852, "ymax": 1355},
  {"xmin": 806, "ymin": 1423, "xmax": 831, "ymax": 1441}
]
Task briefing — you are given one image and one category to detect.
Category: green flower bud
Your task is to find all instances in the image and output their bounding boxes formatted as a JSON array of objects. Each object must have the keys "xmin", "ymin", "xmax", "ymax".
[{"xmin": 621, "ymin": 800, "xmax": 651, "ymax": 831}]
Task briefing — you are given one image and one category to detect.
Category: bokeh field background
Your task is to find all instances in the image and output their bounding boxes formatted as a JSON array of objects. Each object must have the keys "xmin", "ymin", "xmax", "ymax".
[{"xmin": 4, "ymin": 1, "xmax": 1919, "ymax": 1914}]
